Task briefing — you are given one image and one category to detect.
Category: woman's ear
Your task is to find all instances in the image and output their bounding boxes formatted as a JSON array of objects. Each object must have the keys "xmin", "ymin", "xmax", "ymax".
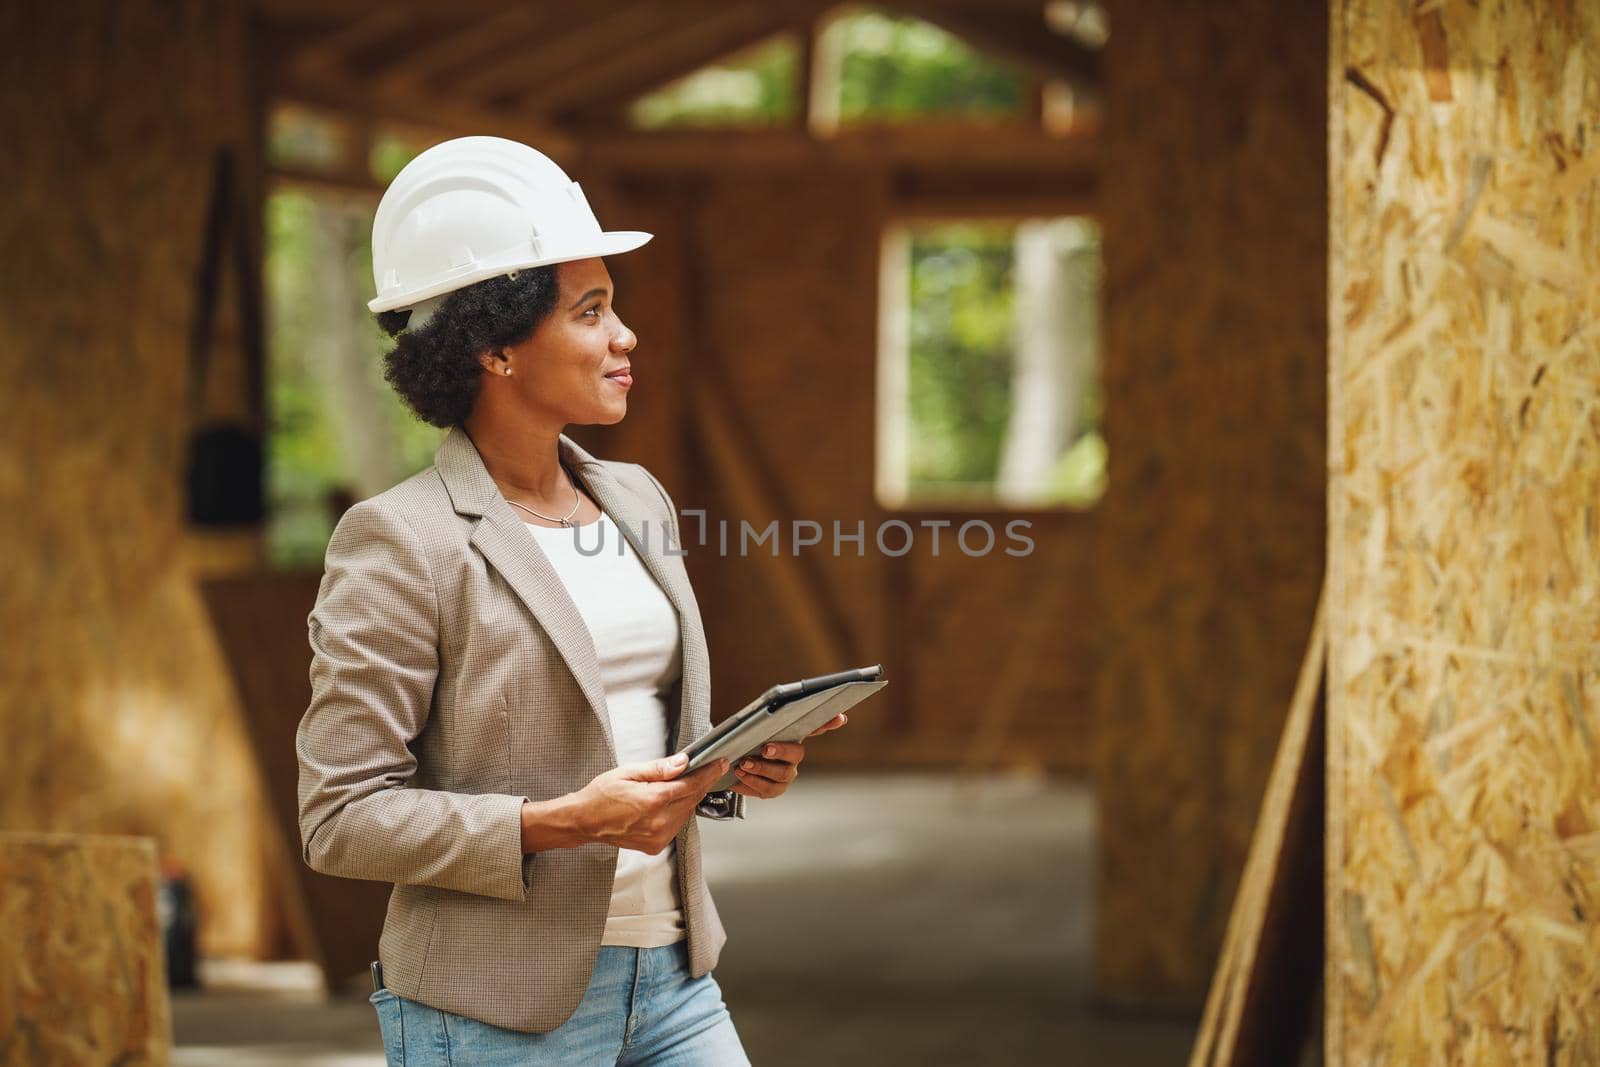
[{"xmin": 478, "ymin": 348, "xmax": 512, "ymax": 377}]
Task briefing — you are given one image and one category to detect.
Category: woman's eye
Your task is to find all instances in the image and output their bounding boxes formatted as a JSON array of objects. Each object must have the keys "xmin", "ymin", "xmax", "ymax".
[{"xmin": 584, "ymin": 305, "xmax": 602, "ymax": 318}]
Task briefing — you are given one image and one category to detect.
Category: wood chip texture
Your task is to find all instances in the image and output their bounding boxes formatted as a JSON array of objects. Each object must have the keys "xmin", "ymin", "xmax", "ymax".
[
  {"xmin": 1329, "ymin": 1, "xmax": 1600, "ymax": 1063},
  {"xmin": 0, "ymin": 833, "xmax": 171, "ymax": 1065}
]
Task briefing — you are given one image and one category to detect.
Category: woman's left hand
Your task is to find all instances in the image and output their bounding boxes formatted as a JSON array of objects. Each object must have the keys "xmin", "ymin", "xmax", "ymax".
[{"xmin": 729, "ymin": 712, "xmax": 849, "ymax": 799}]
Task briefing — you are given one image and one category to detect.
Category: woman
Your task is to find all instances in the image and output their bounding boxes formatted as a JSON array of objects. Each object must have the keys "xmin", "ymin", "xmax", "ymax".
[{"xmin": 295, "ymin": 136, "xmax": 846, "ymax": 1065}]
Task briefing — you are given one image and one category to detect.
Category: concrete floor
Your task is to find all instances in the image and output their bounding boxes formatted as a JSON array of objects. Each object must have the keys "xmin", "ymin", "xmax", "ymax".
[{"xmin": 173, "ymin": 773, "xmax": 1196, "ymax": 1066}]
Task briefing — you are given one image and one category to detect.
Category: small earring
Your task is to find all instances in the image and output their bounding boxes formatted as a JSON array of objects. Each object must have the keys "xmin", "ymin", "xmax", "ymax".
[{"xmin": 505, "ymin": 369, "xmax": 514, "ymax": 376}]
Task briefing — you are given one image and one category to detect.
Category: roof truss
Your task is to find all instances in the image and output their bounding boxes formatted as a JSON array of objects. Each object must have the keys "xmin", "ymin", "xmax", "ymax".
[{"xmin": 257, "ymin": 0, "xmax": 1104, "ymax": 145}]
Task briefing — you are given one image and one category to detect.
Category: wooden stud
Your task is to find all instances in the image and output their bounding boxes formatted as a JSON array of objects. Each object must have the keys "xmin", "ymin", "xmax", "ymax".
[
  {"xmin": 446, "ymin": 1, "xmax": 665, "ymax": 105},
  {"xmin": 1191, "ymin": 584, "xmax": 1326, "ymax": 1067},
  {"xmin": 508, "ymin": 1, "xmax": 825, "ymax": 118},
  {"xmin": 366, "ymin": 5, "xmax": 551, "ymax": 100}
]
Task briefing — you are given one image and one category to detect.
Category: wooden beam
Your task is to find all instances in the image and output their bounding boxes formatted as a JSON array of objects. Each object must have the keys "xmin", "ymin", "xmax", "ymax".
[
  {"xmin": 268, "ymin": 83, "xmax": 578, "ymax": 160},
  {"xmin": 687, "ymin": 377, "xmax": 856, "ymax": 673},
  {"xmin": 1190, "ymin": 585, "xmax": 1326, "ymax": 1067},
  {"xmin": 889, "ymin": 168, "xmax": 1098, "ymax": 220},
  {"xmin": 285, "ymin": 4, "xmax": 416, "ymax": 85},
  {"xmin": 891, "ymin": 0, "xmax": 1073, "ymax": 11},
  {"xmin": 268, "ymin": 163, "xmax": 386, "ymax": 200},
  {"xmin": 507, "ymin": 0, "xmax": 825, "ymax": 117},
  {"xmin": 578, "ymin": 123, "xmax": 1100, "ymax": 174},
  {"xmin": 256, "ymin": 0, "xmax": 518, "ymax": 19},
  {"xmin": 449, "ymin": 0, "xmax": 682, "ymax": 105},
  {"xmin": 805, "ymin": 5, "xmax": 846, "ymax": 138},
  {"xmin": 366, "ymin": 5, "xmax": 552, "ymax": 100},
  {"xmin": 559, "ymin": 25, "xmax": 810, "ymax": 127},
  {"xmin": 795, "ymin": 10, "xmax": 819, "ymax": 132},
  {"xmin": 878, "ymin": 0, "xmax": 1104, "ymax": 89},
  {"xmin": 260, "ymin": 1, "xmax": 578, "ymax": 153},
  {"xmin": 666, "ymin": 181, "xmax": 859, "ymax": 673}
]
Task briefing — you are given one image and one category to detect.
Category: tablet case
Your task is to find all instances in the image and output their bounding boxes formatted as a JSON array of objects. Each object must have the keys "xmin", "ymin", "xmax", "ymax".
[{"xmin": 683, "ymin": 672, "xmax": 887, "ymax": 792}]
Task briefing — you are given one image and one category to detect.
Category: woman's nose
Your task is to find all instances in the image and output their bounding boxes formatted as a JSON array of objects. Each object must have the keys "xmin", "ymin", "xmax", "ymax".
[{"xmin": 612, "ymin": 320, "xmax": 636, "ymax": 352}]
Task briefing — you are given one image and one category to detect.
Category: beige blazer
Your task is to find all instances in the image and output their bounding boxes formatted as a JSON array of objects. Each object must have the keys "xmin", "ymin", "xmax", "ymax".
[{"xmin": 295, "ymin": 425, "xmax": 742, "ymax": 1033}]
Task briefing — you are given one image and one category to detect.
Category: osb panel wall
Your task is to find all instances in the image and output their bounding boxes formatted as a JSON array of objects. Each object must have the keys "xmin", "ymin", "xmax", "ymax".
[
  {"xmin": 594, "ymin": 171, "xmax": 1099, "ymax": 773},
  {"xmin": 1328, "ymin": 2, "xmax": 1600, "ymax": 1063},
  {"xmin": 1094, "ymin": 0, "xmax": 1327, "ymax": 1007},
  {"xmin": 0, "ymin": 833, "xmax": 170, "ymax": 1065},
  {"xmin": 0, "ymin": 0, "xmax": 277, "ymax": 956}
]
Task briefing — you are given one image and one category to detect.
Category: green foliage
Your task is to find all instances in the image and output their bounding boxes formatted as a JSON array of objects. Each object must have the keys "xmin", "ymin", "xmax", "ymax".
[
  {"xmin": 1051, "ymin": 429, "xmax": 1107, "ymax": 507},
  {"xmin": 905, "ymin": 223, "xmax": 1016, "ymax": 494},
  {"xmin": 629, "ymin": 9, "xmax": 1025, "ymax": 129},
  {"xmin": 267, "ymin": 106, "xmax": 342, "ymax": 171},
  {"xmin": 630, "ymin": 34, "xmax": 799, "ymax": 127},
  {"xmin": 832, "ymin": 10, "xmax": 1024, "ymax": 121},
  {"xmin": 370, "ymin": 131, "xmax": 429, "ymax": 183},
  {"xmin": 265, "ymin": 192, "xmax": 336, "ymax": 568},
  {"xmin": 902, "ymin": 216, "xmax": 1105, "ymax": 507},
  {"xmin": 265, "ymin": 189, "xmax": 441, "ymax": 569}
]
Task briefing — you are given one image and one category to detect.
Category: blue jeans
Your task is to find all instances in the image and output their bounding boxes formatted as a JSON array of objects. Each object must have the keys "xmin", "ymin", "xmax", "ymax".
[{"xmin": 369, "ymin": 941, "xmax": 750, "ymax": 1066}]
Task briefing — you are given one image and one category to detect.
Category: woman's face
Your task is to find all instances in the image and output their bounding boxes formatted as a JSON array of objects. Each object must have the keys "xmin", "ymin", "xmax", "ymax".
[{"xmin": 495, "ymin": 257, "xmax": 637, "ymax": 427}]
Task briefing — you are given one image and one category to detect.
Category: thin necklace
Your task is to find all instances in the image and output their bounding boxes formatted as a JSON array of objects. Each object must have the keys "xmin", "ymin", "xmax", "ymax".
[{"xmin": 505, "ymin": 463, "xmax": 582, "ymax": 527}]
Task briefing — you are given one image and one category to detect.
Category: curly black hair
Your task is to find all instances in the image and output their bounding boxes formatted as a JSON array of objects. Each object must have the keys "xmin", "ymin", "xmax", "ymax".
[{"xmin": 374, "ymin": 265, "xmax": 562, "ymax": 428}]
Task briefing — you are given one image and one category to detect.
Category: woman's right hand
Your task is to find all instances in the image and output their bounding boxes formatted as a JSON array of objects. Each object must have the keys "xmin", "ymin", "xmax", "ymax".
[{"xmin": 565, "ymin": 753, "xmax": 730, "ymax": 854}]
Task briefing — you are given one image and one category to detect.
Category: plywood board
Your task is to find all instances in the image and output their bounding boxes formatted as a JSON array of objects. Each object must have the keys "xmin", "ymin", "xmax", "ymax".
[
  {"xmin": 0, "ymin": 833, "xmax": 171, "ymax": 1065},
  {"xmin": 1328, "ymin": 1, "xmax": 1600, "ymax": 1062},
  {"xmin": 0, "ymin": 0, "xmax": 277, "ymax": 959}
]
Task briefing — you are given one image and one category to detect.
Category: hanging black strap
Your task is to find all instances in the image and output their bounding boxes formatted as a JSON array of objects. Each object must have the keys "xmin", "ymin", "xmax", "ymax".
[
  {"xmin": 186, "ymin": 145, "xmax": 266, "ymax": 421},
  {"xmin": 184, "ymin": 144, "xmax": 266, "ymax": 526},
  {"xmin": 187, "ymin": 147, "xmax": 235, "ymax": 417},
  {"xmin": 231, "ymin": 150, "xmax": 267, "ymax": 423}
]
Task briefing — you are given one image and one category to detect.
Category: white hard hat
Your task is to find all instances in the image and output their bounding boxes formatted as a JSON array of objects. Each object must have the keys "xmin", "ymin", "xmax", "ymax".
[{"xmin": 368, "ymin": 135, "xmax": 652, "ymax": 318}]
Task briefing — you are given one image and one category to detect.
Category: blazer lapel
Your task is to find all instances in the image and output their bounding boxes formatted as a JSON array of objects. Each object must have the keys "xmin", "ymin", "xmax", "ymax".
[
  {"xmin": 567, "ymin": 448, "xmax": 708, "ymax": 755},
  {"xmin": 434, "ymin": 425, "xmax": 704, "ymax": 762},
  {"xmin": 436, "ymin": 426, "xmax": 618, "ymax": 758}
]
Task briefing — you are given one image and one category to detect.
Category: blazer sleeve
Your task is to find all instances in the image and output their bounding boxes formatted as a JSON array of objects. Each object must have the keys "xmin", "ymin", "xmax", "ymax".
[
  {"xmin": 633, "ymin": 463, "xmax": 747, "ymax": 822},
  {"xmin": 296, "ymin": 497, "xmax": 533, "ymax": 901}
]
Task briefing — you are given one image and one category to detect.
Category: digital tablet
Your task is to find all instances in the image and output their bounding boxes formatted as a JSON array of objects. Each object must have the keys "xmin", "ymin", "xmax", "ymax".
[{"xmin": 681, "ymin": 665, "xmax": 887, "ymax": 792}]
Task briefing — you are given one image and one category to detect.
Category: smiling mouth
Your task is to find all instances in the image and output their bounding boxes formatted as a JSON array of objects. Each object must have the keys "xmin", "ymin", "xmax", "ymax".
[{"xmin": 604, "ymin": 367, "xmax": 632, "ymax": 386}]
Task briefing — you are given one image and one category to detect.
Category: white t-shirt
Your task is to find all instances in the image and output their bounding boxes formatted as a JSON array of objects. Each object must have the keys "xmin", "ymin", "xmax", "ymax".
[{"xmin": 523, "ymin": 512, "xmax": 686, "ymax": 947}]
